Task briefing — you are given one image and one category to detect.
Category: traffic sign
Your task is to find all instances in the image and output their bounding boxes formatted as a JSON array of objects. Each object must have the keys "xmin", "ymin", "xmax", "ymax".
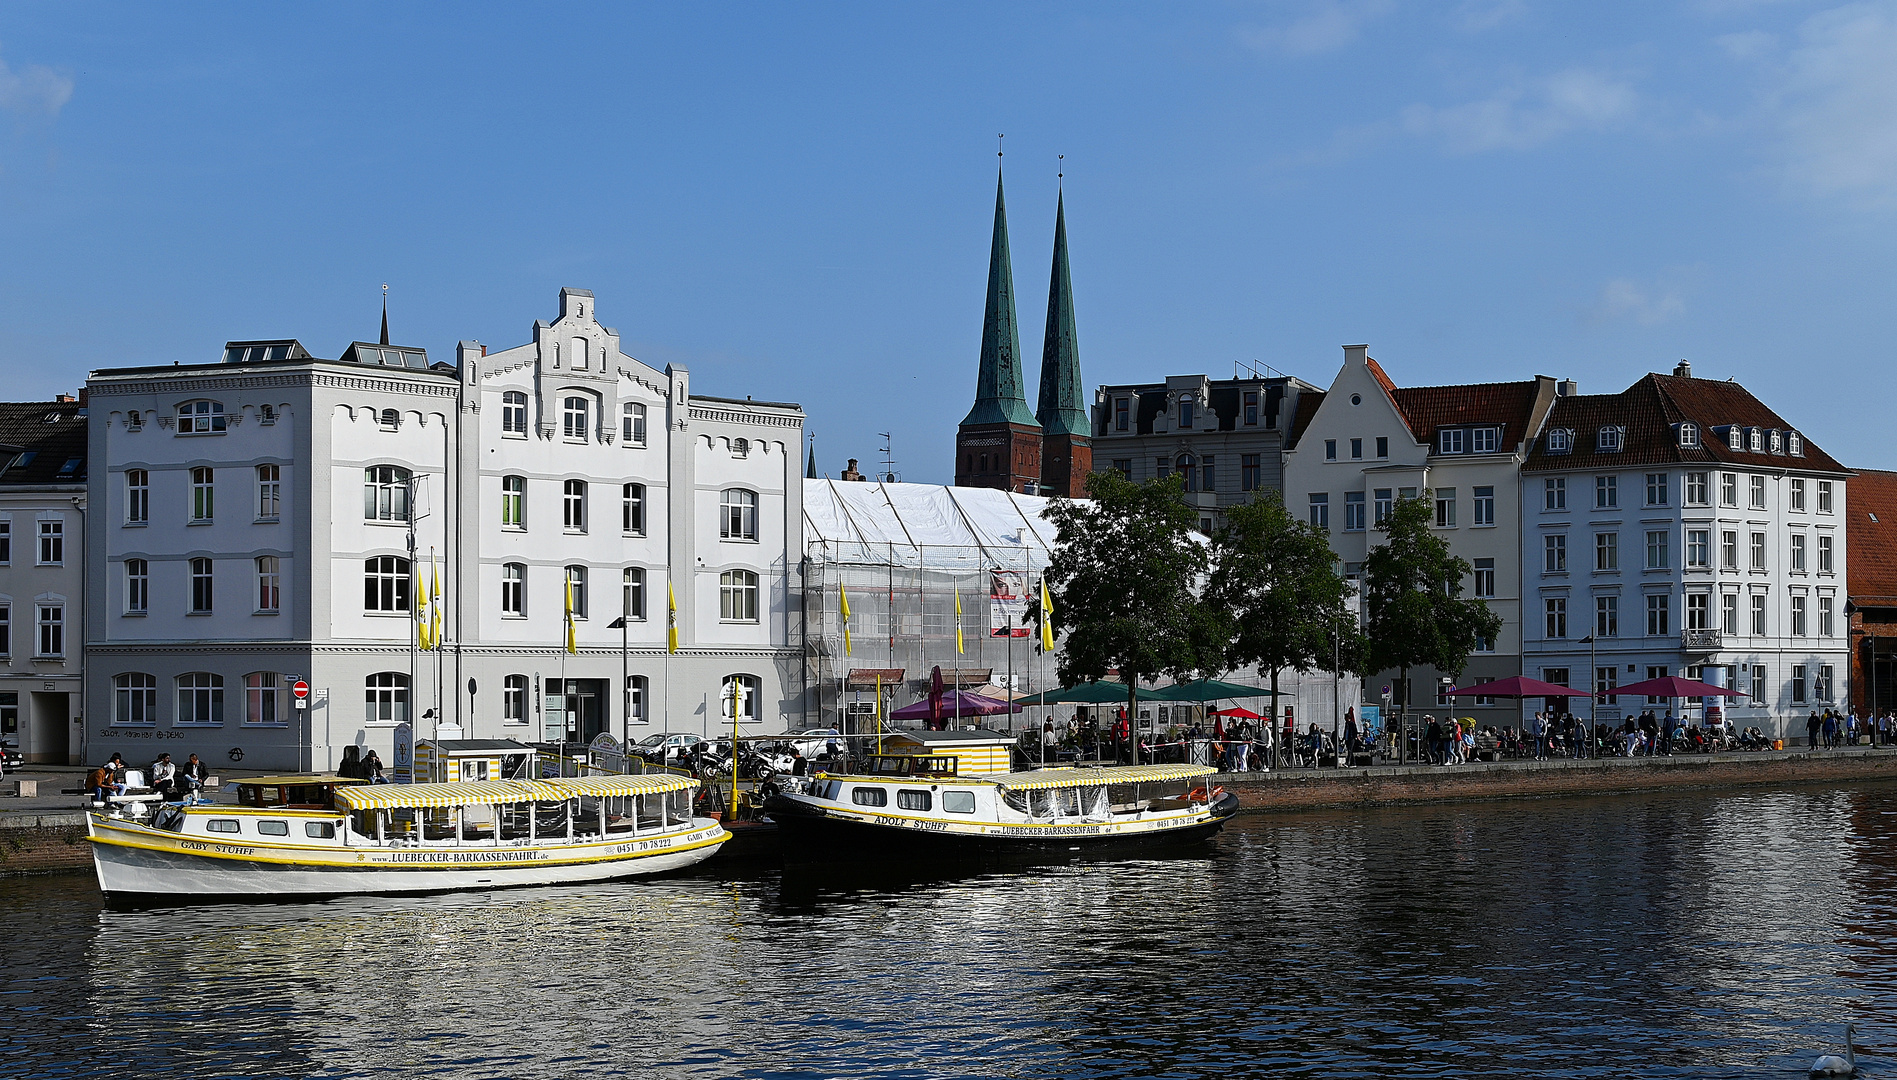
[{"xmin": 292, "ymin": 680, "xmax": 310, "ymax": 700}]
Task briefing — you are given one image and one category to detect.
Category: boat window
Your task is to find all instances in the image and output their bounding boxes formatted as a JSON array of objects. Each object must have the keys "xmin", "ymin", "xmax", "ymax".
[
  {"xmin": 896, "ymin": 789, "xmax": 931, "ymax": 811},
  {"xmin": 1003, "ymin": 791, "xmax": 1031, "ymax": 815},
  {"xmin": 943, "ymin": 790, "xmax": 976, "ymax": 814},
  {"xmin": 205, "ymin": 819, "xmax": 241, "ymax": 834},
  {"xmin": 256, "ymin": 820, "xmax": 289, "ymax": 836},
  {"xmin": 851, "ymin": 786, "xmax": 887, "ymax": 807},
  {"xmin": 305, "ymin": 821, "xmax": 336, "ymax": 839}
]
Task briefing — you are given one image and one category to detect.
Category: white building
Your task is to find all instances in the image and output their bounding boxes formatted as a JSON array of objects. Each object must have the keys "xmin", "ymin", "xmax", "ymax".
[
  {"xmin": 1519, "ymin": 363, "xmax": 1850, "ymax": 736},
  {"xmin": 84, "ymin": 288, "xmax": 805, "ymax": 772},
  {"xmin": 0, "ymin": 396, "xmax": 88, "ymax": 763},
  {"xmin": 1282, "ymin": 345, "xmax": 1563, "ymax": 723}
]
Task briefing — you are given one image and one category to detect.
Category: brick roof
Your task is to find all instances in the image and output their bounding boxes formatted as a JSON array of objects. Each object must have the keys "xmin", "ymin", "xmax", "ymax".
[
  {"xmin": 1391, "ymin": 379, "xmax": 1545, "ymax": 452},
  {"xmin": 1849, "ymin": 468, "xmax": 1897, "ymax": 606},
  {"xmin": 0, "ymin": 399, "xmax": 87, "ymax": 486},
  {"xmin": 1522, "ymin": 372, "xmax": 1848, "ymax": 474}
]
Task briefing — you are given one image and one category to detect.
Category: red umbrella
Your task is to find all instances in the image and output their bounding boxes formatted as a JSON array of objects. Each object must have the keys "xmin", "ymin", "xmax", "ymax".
[
  {"xmin": 1444, "ymin": 675, "xmax": 1590, "ymax": 698},
  {"xmin": 1613, "ymin": 676, "xmax": 1745, "ymax": 698},
  {"xmin": 1212, "ymin": 706, "xmax": 1264, "ymax": 720}
]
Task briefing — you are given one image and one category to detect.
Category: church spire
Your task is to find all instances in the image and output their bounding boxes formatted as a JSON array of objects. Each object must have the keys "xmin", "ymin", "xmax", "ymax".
[
  {"xmin": 959, "ymin": 167, "xmax": 1039, "ymax": 429},
  {"xmin": 1035, "ymin": 188, "xmax": 1085, "ymax": 436},
  {"xmin": 806, "ymin": 439, "xmax": 818, "ymax": 479},
  {"xmin": 380, "ymin": 283, "xmax": 390, "ymax": 346}
]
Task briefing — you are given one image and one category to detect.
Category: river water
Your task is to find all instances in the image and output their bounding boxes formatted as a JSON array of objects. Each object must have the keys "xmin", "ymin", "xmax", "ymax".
[{"xmin": 3, "ymin": 782, "xmax": 1893, "ymax": 1080}]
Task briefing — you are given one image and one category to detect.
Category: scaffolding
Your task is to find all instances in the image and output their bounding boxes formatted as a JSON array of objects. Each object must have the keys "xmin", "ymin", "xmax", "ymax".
[{"xmin": 803, "ymin": 481, "xmax": 1060, "ymax": 733}]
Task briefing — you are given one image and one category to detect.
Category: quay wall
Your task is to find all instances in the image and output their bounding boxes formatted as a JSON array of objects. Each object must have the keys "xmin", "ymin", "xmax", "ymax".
[
  {"xmin": 0, "ymin": 813, "xmax": 89, "ymax": 875},
  {"xmin": 1217, "ymin": 748, "xmax": 1897, "ymax": 812}
]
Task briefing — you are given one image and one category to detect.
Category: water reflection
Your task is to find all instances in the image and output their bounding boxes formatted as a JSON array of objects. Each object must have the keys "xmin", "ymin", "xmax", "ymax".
[{"xmin": 2, "ymin": 783, "xmax": 1894, "ymax": 1079}]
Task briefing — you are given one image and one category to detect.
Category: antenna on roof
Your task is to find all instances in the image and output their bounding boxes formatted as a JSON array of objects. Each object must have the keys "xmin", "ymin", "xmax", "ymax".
[
  {"xmin": 877, "ymin": 431, "xmax": 900, "ymax": 484},
  {"xmin": 380, "ymin": 283, "xmax": 390, "ymax": 347}
]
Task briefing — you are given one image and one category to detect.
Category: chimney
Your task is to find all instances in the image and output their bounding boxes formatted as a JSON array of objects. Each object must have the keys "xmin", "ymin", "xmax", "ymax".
[
  {"xmin": 55, "ymin": 394, "xmax": 75, "ymax": 403},
  {"xmin": 1558, "ymin": 379, "xmax": 1578, "ymax": 397},
  {"xmin": 1342, "ymin": 344, "xmax": 1369, "ymax": 367},
  {"xmin": 1674, "ymin": 360, "xmax": 1691, "ymax": 378}
]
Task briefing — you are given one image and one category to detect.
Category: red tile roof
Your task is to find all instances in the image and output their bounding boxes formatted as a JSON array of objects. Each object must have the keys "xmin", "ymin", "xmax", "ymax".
[
  {"xmin": 1523, "ymin": 373, "xmax": 1848, "ymax": 474},
  {"xmin": 1849, "ymin": 468, "xmax": 1897, "ymax": 605},
  {"xmin": 1391, "ymin": 380, "xmax": 1545, "ymax": 452}
]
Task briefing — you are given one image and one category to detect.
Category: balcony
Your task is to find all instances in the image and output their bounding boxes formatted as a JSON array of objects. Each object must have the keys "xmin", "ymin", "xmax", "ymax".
[{"xmin": 1681, "ymin": 629, "xmax": 1723, "ymax": 652}]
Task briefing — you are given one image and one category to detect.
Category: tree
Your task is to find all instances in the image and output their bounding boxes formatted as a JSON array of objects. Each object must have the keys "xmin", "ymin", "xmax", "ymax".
[
  {"xmin": 1042, "ymin": 471, "xmax": 1226, "ymax": 761},
  {"xmin": 1361, "ymin": 494, "xmax": 1502, "ymax": 761},
  {"xmin": 1208, "ymin": 490, "xmax": 1367, "ymax": 762}
]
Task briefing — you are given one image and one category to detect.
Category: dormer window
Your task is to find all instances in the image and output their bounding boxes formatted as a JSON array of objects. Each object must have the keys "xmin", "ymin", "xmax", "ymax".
[
  {"xmin": 1113, "ymin": 397, "xmax": 1130, "ymax": 432},
  {"xmin": 1597, "ymin": 426, "xmax": 1625, "ymax": 452},
  {"xmin": 1546, "ymin": 429, "xmax": 1572, "ymax": 454},
  {"xmin": 177, "ymin": 400, "xmax": 226, "ymax": 434},
  {"xmin": 1769, "ymin": 430, "xmax": 1783, "ymax": 454},
  {"xmin": 1747, "ymin": 428, "xmax": 1763, "ymax": 452},
  {"xmin": 1471, "ymin": 427, "xmax": 1500, "ymax": 453},
  {"xmin": 1179, "ymin": 396, "xmax": 1195, "ymax": 429},
  {"xmin": 1788, "ymin": 431, "xmax": 1803, "ymax": 456},
  {"xmin": 1439, "ymin": 429, "xmax": 1465, "ymax": 454},
  {"xmin": 1677, "ymin": 422, "xmax": 1698, "ymax": 449}
]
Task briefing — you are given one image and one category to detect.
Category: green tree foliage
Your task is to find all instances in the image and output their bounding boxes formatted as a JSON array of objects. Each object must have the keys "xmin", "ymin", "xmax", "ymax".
[
  {"xmin": 1208, "ymin": 490, "xmax": 1368, "ymax": 715},
  {"xmin": 1043, "ymin": 472, "xmax": 1227, "ymax": 749},
  {"xmin": 1361, "ymin": 494, "xmax": 1502, "ymax": 704}
]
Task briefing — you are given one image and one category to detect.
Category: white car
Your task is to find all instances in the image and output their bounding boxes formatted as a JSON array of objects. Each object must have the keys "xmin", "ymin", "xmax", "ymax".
[
  {"xmin": 772, "ymin": 728, "xmax": 844, "ymax": 759},
  {"xmin": 631, "ymin": 732, "xmax": 706, "ymax": 765}
]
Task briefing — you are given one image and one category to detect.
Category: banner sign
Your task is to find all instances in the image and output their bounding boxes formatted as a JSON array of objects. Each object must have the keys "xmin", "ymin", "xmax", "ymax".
[{"xmin": 988, "ymin": 571, "xmax": 1029, "ymax": 638}]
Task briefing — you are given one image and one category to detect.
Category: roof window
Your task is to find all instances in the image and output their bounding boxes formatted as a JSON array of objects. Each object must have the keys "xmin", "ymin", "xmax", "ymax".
[
  {"xmin": 1726, "ymin": 426, "xmax": 1742, "ymax": 451},
  {"xmin": 57, "ymin": 457, "xmax": 82, "ymax": 476},
  {"xmin": 1545, "ymin": 429, "xmax": 1572, "ymax": 454},
  {"xmin": 1788, "ymin": 432, "xmax": 1803, "ymax": 456},
  {"xmin": 1747, "ymin": 428, "xmax": 1763, "ymax": 452},
  {"xmin": 1597, "ymin": 425, "xmax": 1625, "ymax": 452},
  {"xmin": 1677, "ymin": 422, "xmax": 1698, "ymax": 449}
]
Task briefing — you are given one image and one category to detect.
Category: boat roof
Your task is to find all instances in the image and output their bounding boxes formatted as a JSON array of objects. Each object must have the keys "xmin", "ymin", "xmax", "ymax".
[
  {"xmin": 234, "ymin": 774, "xmax": 366, "ymax": 788},
  {"xmin": 988, "ymin": 764, "xmax": 1217, "ymax": 791},
  {"xmin": 333, "ymin": 774, "xmax": 695, "ymax": 810},
  {"xmin": 420, "ymin": 739, "xmax": 537, "ymax": 752}
]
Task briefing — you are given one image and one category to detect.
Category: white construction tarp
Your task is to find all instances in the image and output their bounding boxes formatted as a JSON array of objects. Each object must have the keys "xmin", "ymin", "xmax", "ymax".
[{"xmin": 804, "ymin": 480, "xmax": 1061, "ymax": 569}]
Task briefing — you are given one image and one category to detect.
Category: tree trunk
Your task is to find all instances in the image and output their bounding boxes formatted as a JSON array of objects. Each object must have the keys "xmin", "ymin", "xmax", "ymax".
[
  {"xmin": 1398, "ymin": 664, "xmax": 1409, "ymax": 765},
  {"xmin": 1270, "ymin": 667, "xmax": 1281, "ymax": 769},
  {"xmin": 1127, "ymin": 681, "xmax": 1138, "ymax": 766}
]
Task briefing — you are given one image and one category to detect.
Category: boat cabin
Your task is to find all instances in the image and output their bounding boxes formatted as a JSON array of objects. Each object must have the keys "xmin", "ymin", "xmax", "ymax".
[
  {"xmin": 414, "ymin": 739, "xmax": 537, "ymax": 784},
  {"xmin": 234, "ymin": 775, "xmax": 365, "ymax": 810},
  {"xmin": 859, "ymin": 754, "xmax": 959, "ymax": 778},
  {"xmin": 881, "ymin": 729, "xmax": 1014, "ymax": 775}
]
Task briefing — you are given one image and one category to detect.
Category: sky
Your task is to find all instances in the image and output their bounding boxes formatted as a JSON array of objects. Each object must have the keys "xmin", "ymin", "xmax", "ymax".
[{"xmin": 3, "ymin": 2, "xmax": 1897, "ymax": 481}]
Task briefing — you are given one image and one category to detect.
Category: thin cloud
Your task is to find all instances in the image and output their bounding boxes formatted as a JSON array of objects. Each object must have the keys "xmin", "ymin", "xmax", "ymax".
[
  {"xmin": 1762, "ymin": 1, "xmax": 1897, "ymax": 206},
  {"xmin": 1401, "ymin": 68, "xmax": 1640, "ymax": 153},
  {"xmin": 0, "ymin": 54, "xmax": 74, "ymax": 118},
  {"xmin": 1591, "ymin": 277, "xmax": 1686, "ymax": 326},
  {"xmin": 1453, "ymin": 0, "xmax": 1528, "ymax": 32},
  {"xmin": 1237, "ymin": 0, "xmax": 1395, "ymax": 56}
]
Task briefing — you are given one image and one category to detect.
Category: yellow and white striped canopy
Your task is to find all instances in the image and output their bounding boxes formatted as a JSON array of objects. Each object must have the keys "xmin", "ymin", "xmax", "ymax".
[
  {"xmin": 335, "ymin": 780, "xmax": 542, "ymax": 810},
  {"xmin": 535, "ymin": 774, "xmax": 696, "ymax": 798},
  {"xmin": 988, "ymin": 764, "xmax": 1217, "ymax": 792}
]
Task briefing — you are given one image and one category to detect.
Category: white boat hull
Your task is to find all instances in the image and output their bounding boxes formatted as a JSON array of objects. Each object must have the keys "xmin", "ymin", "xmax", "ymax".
[{"xmin": 89, "ymin": 815, "xmax": 728, "ymax": 898}]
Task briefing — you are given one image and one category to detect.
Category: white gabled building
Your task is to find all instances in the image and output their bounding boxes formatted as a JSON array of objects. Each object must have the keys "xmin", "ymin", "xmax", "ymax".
[
  {"xmin": 0, "ymin": 396, "xmax": 89, "ymax": 763},
  {"xmin": 1519, "ymin": 362, "xmax": 1850, "ymax": 737},
  {"xmin": 85, "ymin": 288, "xmax": 805, "ymax": 772}
]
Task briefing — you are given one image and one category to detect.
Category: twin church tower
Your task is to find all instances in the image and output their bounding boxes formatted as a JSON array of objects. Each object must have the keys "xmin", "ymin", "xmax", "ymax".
[{"xmin": 953, "ymin": 168, "xmax": 1090, "ymax": 498}]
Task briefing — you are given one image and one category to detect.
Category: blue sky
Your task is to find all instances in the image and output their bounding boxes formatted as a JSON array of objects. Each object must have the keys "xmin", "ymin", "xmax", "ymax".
[{"xmin": 3, "ymin": 2, "xmax": 1896, "ymax": 481}]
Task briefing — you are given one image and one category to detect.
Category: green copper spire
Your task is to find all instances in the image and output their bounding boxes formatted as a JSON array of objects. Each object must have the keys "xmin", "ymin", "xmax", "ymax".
[
  {"xmin": 806, "ymin": 441, "xmax": 818, "ymax": 479},
  {"xmin": 960, "ymin": 170, "xmax": 1040, "ymax": 429},
  {"xmin": 1036, "ymin": 191, "xmax": 1086, "ymax": 436}
]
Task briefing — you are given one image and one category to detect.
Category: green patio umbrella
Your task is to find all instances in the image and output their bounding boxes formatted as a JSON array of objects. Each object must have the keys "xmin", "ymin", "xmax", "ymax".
[{"xmin": 1147, "ymin": 678, "xmax": 1279, "ymax": 701}]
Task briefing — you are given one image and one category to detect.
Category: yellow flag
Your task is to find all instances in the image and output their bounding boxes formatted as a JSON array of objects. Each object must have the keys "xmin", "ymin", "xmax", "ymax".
[
  {"xmin": 416, "ymin": 559, "xmax": 431, "ymax": 650},
  {"xmin": 1040, "ymin": 578, "xmax": 1055, "ymax": 652},
  {"xmin": 564, "ymin": 571, "xmax": 577, "ymax": 655},
  {"xmin": 955, "ymin": 587, "xmax": 964, "ymax": 656},
  {"xmin": 667, "ymin": 580, "xmax": 679, "ymax": 655},
  {"xmin": 840, "ymin": 581, "xmax": 852, "ymax": 655},
  {"xmin": 431, "ymin": 551, "xmax": 444, "ymax": 650}
]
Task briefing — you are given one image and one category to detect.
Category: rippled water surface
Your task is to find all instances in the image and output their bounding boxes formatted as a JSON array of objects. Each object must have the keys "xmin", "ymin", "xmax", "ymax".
[{"xmin": 5, "ymin": 783, "xmax": 1897, "ymax": 1079}]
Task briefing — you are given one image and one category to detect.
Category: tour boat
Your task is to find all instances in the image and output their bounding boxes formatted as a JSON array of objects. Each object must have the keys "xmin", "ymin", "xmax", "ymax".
[
  {"xmin": 87, "ymin": 772, "xmax": 727, "ymax": 899},
  {"xmin": 763, "ymin": 755, "xmax": 1240, "ymax": 862}
]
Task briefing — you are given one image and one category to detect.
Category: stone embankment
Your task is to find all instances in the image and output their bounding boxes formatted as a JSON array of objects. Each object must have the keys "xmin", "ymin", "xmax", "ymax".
[{"xmin": 1215, "ymin": 747, "xmax": 1897, "ymax": 811}]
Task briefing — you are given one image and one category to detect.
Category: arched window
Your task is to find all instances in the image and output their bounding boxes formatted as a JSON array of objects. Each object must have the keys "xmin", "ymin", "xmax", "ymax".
[
  {"xmin": 1677, "ymin": 423, "xmax": 1698, "ymax": 449},
  {"xmin": 1727, "ymin": 426, "xmax": 1743, "ymax": 450},
  {"xmin": 626, "ymin": 675, "xmax": 649, "ymax": 725},
  {"xmin": 176, "ymin": 672, "xmax": 226, "ymax": 725},
  {"xmin": 623, "ymin": 568, "xmax": 645, "ymax": 620},
  {"xmin": 501, "ymin": 475, "xmax": 525, "ymax": 528},
  {"xmin": 378, "ymin": 408, "xmax": 400, "ymax": 431},
  {"xmin": 564, "ymin": 480, "xmax": 587, "ymax": 531},
  {"xmin": 364, "ymin": 465, "xmax": 411, "ymax": 521},
  {"xmin": 1788, "ymin": 432, "xmax": 1803, "ymax": 456},
  {"xmin": 721, "ymin": 673, "xmax": 760, "ymax": 723},
  {"xmin": 734, "ymin": 437, "xmax": 750, "ymax": 457},
  {"xmin": 562, "ymin": 395, "xmax": 590, "ymax": 440},
  {"xmin": 501, "ymin": 563, "xmax": 525, "ymax": 616},
  {"xmin": 1748, "ymin": 428, "xmax": 1763, "ymax": 452},
  {"xmin": 114, "ymin": 673, "xmax": 157, "ymax": 725},
  {"xmin": 571, "ymin": 337, "xmax": 589, "ymax": 370},
  {"xmin": 720, "ymin": 569, "xmax": 759, "ymax": 622},
  {"xmin": 365, "ymin": 555, "xmax": 412, "ymax": 612},
  {"xmin": 501, "ymin": 391, "xmax": 529, "ymax": 435},
  {"xmin": 244, "ymin": 672, "xmax": 283, "ymax": 725},
  {"xmin": 503, "ymin": 674, "xmax": 528, "ymax": 723},
  {"xmin": 565, "ymin": 565, "xmax": 588, "ymax": 619},
  {"xmin": 177, "ymin": 399, "xmax": 226, "ymax": 434},
  {"xmin": 1769, "ymin": 430, "xmax": 1783, "ymax": 454},
  {"xmin": 720, "ymin": 488, "xmax": 758, "ymax": 540},
  {"xmin": 622, "ymin": 483, "xmax": 644, "ymax": 534},
  {"xmin": 621, "ymin": 402, "xmax": 647, "ymax": 446},
  {"xmin": 365, "ymin": 672, "xmax": 409, "ymax": 724}
]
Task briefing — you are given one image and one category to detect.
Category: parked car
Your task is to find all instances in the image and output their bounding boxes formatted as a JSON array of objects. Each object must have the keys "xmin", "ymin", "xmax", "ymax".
[
  {"xmin": 0, "ymin": 739, "xmax": 21, "ymax": 774},
  {"xmin": 772, "ymin": 728, "xmax": 843, "ymax": 759},
  {"xmin": 631, "ymin": 732, "xmax": 706, "ymax": 767}
]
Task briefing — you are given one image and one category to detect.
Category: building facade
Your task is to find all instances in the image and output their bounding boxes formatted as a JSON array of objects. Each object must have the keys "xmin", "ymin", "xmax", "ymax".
[
  {"xmin": 1282, "ymin": 345, "xmax": 1562, "ymax": 720},
  {"xmin": 84, "ymin": 289, "xmax": 805, "ymax": 772},
  {"xmin": 1520, "ymin": 363, "xmax": 1850, "ymax": 737},
  {"xmin": 1846, "ymin": 468, "xmax": 1897, "ymax": 717},
  {"xmin": 0, "ymin": 396, "xmax": 88, "ymax": 763},
  {"xmin": 1091, "ymin": 370, "xmax": 1318, "ymax": 535}
]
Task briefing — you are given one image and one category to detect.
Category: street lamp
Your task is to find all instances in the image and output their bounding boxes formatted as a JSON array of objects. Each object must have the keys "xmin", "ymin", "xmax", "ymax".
[
  {"xmin": 1579, "ymin": 635, "xmax": 1596, "ymax": 759},
  {"xmin": 608, "ymin": 616, "xmax": 629, "ymax": 744}
]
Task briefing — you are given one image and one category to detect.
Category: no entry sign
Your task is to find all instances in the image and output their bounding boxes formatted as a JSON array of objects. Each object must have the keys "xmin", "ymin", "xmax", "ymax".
[{"xmin": 292, "ymin": 680, "xmax": 310, "ymax": 700}]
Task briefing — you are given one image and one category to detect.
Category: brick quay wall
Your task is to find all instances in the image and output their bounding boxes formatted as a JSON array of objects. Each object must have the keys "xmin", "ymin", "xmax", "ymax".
[
  {"xmin": 0, "ymin": 813, "xmax": 91, "ymax": 875},
  {"xmin": 1215, "ymin": 747, "xmax": 1897, "ymax": 812}
]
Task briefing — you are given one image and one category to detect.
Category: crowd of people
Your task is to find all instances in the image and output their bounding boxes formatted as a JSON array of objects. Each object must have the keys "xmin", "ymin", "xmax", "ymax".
[{"xmin": 87, "ymin": 751, "xmax": 210, "ymax": 804}]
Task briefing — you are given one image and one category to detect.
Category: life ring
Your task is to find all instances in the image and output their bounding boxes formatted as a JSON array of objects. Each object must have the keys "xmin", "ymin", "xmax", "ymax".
[{"xmin": 1184, "ymin": 785, "xmax": 1224, "ymax": 803}]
